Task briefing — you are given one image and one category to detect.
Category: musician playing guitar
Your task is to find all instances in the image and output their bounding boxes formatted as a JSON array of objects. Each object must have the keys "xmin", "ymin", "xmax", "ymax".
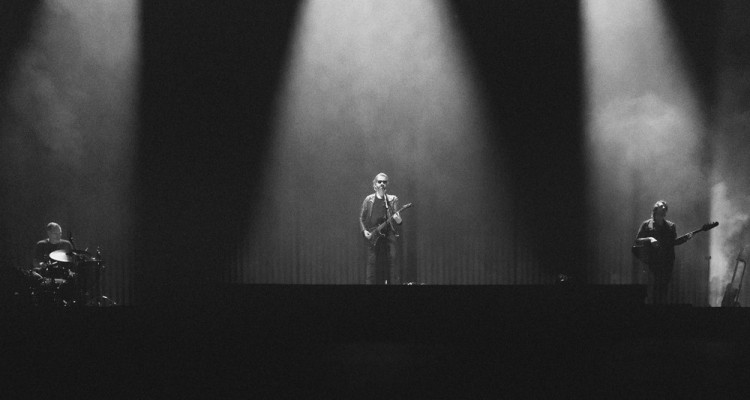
[
  {"xmin": 633, "ymin": 200, "xmax": 693, "ymax": 304},
  {"xmin": 359, "ymin": 173, "xmax": 403, "ymax": 285}
]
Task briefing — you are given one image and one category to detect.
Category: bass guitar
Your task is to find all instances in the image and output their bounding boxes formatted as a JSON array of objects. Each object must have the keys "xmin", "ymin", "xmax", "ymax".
[
  {"xmin": 631, "ymin": 221, "xmax": 718, "ymax": 265},
  {"xmin": 366, "ymin": 203, "xmax": 413, "ymax": 247}
]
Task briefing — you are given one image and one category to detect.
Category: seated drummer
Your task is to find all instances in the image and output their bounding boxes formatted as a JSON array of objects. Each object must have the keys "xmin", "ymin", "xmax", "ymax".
[{"xmin": 31, "ymin": 222, "xmax": 73, "ymax": 277}]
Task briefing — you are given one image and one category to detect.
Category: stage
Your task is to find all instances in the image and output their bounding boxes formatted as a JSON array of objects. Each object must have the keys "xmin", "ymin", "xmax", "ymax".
[{"xmin": 4, "ymin": 284, "xmax": 750, "ymax": 397}]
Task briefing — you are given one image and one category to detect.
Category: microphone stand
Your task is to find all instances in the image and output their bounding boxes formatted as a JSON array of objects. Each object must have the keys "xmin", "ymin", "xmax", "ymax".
[
  {"xmin": 705, "ymin": 256, "xmax": 711, "ymax": 306},
  {"xmin": 382, "ymin": 187, "xmax": 389, "ymax": 285},
  {"xmin": 386, "ymin": 188, "xmax": 400, "ymax": 233},
  {"xmin": 68, "ymin": 232, "xmax": 83, "ymax": 306}
]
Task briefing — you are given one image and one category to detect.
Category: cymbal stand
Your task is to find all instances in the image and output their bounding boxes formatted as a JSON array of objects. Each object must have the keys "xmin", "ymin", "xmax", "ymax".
[{"xmin": 68, "ymin": 232, "xmax": 84, "ymax": 306}]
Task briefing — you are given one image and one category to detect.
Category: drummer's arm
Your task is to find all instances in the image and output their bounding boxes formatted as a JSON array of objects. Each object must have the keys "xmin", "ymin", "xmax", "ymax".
[
  {"xmin": 32, "ymin": 243, "xmax": 47, "ymax": 270},
  {"xmin": 21, "ymin": 259, "xmax": 44, "ymax": 281},
  {"xmin": 31, "ymin": 258, "xmax": 46, "ymax": 271}
]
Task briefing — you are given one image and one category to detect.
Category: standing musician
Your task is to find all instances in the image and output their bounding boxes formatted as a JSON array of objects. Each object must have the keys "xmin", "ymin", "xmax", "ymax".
[
  {"xmin": 633, "ymin": 200, "xmax": 692, "ymax": 304},
  {"xmin": 360, "ymin": 173, "xmax": 403, "ymax": 285}
]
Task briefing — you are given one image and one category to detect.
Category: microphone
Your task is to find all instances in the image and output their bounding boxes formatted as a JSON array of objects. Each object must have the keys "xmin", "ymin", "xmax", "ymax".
[{"xmin": 68, "ymin": 231, "xmax": 76, "ymax": 250}]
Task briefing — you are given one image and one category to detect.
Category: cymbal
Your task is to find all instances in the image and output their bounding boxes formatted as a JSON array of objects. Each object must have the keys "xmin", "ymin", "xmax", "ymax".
[{"xmin": 49, "ymin": 250, "xmax": 74, "ymax": 263}]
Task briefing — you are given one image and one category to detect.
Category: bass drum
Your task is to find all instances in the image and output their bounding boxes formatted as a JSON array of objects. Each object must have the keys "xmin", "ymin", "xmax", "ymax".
[
  {"xmin": 42, "ymin": 263, "xmax": 72, "ymax": 280},
  {"xmin": 34, "ymin": 277, "xmax": 77, "ymax": 307},
  {"xmin": 32, "ymin": 262, "xmax": 75, "ymax": 306}
]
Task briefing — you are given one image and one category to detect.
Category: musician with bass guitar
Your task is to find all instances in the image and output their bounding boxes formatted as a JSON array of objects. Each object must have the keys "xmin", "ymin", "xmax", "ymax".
[
  {"xmin": 633, "ymin": 200, "xmax": 695, "ymax": 304},
  {"xmin": 359, "ymin": 173, "xmax": 408, "ymax": 285}
]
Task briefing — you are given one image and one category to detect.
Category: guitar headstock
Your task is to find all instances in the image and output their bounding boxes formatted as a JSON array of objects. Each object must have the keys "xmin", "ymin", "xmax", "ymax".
[
  {"xmin": 702, "ymin": 221, "xmax": 719, "ymax": 231},
  {"xmin": 401, "ymin": 203, "xmax": 413, "ymax": 210}
]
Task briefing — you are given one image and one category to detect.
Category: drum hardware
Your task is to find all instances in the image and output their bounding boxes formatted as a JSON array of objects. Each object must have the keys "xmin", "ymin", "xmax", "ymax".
[
  {"xmin": 48, "ymin": 249, "xmax": 93, "ymax": 263},
  {"xmin": 87, "ymin": 295, "xmax": 117, "ymax": 307},
  {"xmin": 24, "ymin": 245, "xmax": 110, "ymax": 307}
]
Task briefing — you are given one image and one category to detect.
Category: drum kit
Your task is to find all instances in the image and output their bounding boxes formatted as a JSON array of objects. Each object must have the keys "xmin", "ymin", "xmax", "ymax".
[{"xmin": 24, "ymin": 248, "xmax": 110, "ymax": 307}]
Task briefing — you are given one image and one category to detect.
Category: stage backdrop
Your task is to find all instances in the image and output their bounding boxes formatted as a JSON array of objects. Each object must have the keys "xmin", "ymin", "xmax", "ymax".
[
  {"xmin": 131, "ymin": 1, "xmax": 586, "ymax": 300},
  {"xmin": 10, "ymin": 1, "xmax": 750, "ymax": 307}
]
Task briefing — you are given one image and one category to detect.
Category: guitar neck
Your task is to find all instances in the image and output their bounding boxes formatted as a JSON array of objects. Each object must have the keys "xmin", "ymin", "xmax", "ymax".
[
  {"xmin": 678, "ymin": 228, "xmax": 706, "ymax": 241},
  {"xmin": 376, "ymin": 206, "xmax": 403, "ymax": 230}
]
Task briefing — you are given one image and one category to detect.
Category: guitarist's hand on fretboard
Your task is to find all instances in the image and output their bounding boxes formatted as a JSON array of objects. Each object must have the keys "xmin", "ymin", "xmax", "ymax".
[{"xmin": 632, "ymin": 221, "xmax": 717, "ymax": 266}]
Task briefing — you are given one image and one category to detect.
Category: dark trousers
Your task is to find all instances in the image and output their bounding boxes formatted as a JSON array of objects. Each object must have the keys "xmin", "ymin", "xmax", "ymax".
[
  {"xmin": 366, "ymin": 233, "xmax": 399, "ymax": 285},
  {"xmin": 648, "ymin": 262, "xmax": 674, "ymax": 305}
]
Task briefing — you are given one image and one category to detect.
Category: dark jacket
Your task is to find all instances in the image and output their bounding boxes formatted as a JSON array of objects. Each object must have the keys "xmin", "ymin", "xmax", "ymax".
[
  {"xmin": 634, "ymin": 219, "xmax": 688, "ymax": 266},
  {"xmin": 360, "ymin": 193, "xmax": 400, "ymax": 234}
]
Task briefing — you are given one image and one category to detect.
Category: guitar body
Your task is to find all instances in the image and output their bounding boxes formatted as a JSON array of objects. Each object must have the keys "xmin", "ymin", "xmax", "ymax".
[
  {"xmin": 366, "ymin": 224, "xmax": 387, "ymax": 247},
  {"xmin": 631, "ymin": 245, "xmax": 672, "ymax": 276},
  {"xmin": 631, "ymin": 221, "xmax": 718, "ymax": 267},
  {"xmin": 631, "ymin": 245, "xmax": 653, "ymax": 266},
  {"xmin": 364, "ymin": 203, "xmax": 412, "ymax": 247}
]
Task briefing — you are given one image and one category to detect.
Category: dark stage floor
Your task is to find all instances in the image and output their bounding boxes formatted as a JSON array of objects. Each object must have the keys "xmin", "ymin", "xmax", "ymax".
[{"xmin": 3, "ymin": 285, "xmax": 750, "ymax": 398}]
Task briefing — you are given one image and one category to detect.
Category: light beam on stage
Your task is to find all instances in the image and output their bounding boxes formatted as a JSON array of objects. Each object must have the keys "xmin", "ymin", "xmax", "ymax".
[
  {"xmin": 582, "ymin": 0, "xmax": 710, "ymax": 303},
  {"xmin": 708, "ymin": 1, "xmax": 750, "ymax": 307},
  {"xmin": 0, "ymin": 0, "xmax": 139, "ymax": 304},
  {"xmin": 234, "ymin": 0, "xmax": 515, "ymax": 284}
]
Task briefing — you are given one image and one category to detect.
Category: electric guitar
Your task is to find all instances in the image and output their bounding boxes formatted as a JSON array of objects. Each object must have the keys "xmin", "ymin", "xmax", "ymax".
[
  {"xmin": 631, "ymin": 221, "xmax": 718, "ymax": 265},
  {"xmin": 365, "ymin": 203, "xmax": 413, "ymax": 247}
]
